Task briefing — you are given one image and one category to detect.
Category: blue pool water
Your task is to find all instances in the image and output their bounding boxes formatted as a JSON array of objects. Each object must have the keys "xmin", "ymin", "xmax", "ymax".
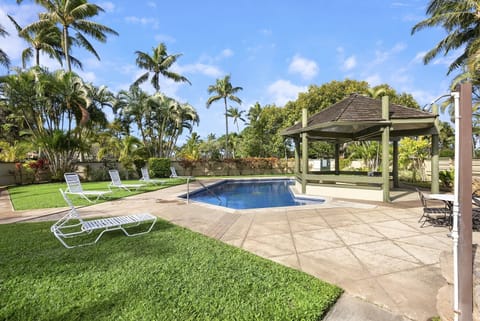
[{"xmin": 183, "ymin": 179, "xmax": 325, "ymax": 210}]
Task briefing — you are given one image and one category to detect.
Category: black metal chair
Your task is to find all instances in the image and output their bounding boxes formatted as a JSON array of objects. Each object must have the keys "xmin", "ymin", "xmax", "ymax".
[
  {"xmin": 416, "ymin": 188, "xmax": 452, "ymax": 228},
  {"xmin": 472, "ymin": 193, "xmax": 480, "ymax": 229}
]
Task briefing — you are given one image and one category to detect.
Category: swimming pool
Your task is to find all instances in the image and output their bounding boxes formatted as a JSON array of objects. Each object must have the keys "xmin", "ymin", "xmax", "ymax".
[{"xmin": 183, "ymin": 179, "xmax": 325, "ymax": 210}]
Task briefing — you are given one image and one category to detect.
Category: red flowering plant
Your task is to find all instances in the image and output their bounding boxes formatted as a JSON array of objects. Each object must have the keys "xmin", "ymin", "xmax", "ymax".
[{"xmin": 23, "ymin": 159, "xmax": 49, "ymax": 183}]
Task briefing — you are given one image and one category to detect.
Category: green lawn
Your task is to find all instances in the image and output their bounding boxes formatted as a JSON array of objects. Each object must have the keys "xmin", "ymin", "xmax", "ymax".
[
  {"xmin": 8, "ymin": 178, "xmax": 187, "ymax": 210},
  {"xmin": 0, "ymin": 220, "xmax": 342, "ymax": 321}
]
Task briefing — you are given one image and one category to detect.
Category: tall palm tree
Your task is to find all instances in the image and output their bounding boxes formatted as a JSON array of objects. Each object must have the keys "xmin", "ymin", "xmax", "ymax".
[
  {"xmin": 33, "ymin": 0, "xmax": 118, "ymax": 71},
  {"xmin": 165, "ymin": 102, "xmax": 199, "ymax": 158},
  {"xmin": 134, "ymin": 43, "xmax": 191, "ymax": 93},
  {"xmin": 8, "ymin": 14, "xmax": 81, "ymax": 69},
  {"xmin": 226, "ymin": 106, "xmax": 246, "ymax": 132},
  {"xmin": 411, "ymin": 0, "xmax": 480, "ymax": 75},
  {"xmin": 0, "ymin": 23, "xmax": 10, "ymax": 68},
  {"xmin": 206, "ymin": 75, "xmax": 243, "ymax": 158},
  {"xmin": 114, "ymin": 85, "xmax": 150, "ymax": 146}
]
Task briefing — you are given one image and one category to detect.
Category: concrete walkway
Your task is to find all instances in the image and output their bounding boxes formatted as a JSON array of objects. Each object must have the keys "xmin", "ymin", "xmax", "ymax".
[{"xmin": 0, "ymin": 182, "xmax": 456, "ymax": 321}]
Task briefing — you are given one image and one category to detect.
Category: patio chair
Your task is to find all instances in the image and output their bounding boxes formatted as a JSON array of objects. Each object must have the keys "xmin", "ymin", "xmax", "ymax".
[
  {"xmin": 64, "ymin": 172, "xmax": 111, "ymax": 203},
  {"xmin": 108, "ymin": 169, "xmax": 145, "ymax": 192},
  {"xmin": 140, "ymin": 167, "xmax": 166, "ymax": 185},
  {"xmin": 472, "ymin": 193, "xmax": 480, "ymax": 227},
  {"xmin": 170, "ymin": 166, "xmax": 192, "ymax": 179},
  {"xmin": 51, "ymin": 189, "xmax": 157, "ymax": 249},
  {"xmin": 416, "ymin": 188, "xmax": 451, "ymax": 227}
]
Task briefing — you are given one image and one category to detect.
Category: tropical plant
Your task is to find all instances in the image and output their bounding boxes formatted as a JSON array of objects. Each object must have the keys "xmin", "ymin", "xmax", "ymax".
[
  {"xmin": 134, "ymin": 43, "xmax": 191, "ymax": 93},
  {"xmin": 0, "ymin": 23, "xmax": 10, "ymax": 69},
  {"xmin": 0, "ymin": 67, "xmax": 103, "ymax": 178},
  {"xmin": 7, "ymin": 14, "xmax": 81, "ymax": 69},
  {"xmin": 32, "ymin": 0, "xmax": 118, "ymax": 71},
  {"xmin": 206, "ymin": 75, "xmax": 243, "ymax": 158},
  {"xmin": 97, "ymin": 135, "xmax": 143, "ymax": 178},
  {"xmin": 346, "ymin": 141, "xmax": 380, "ymax": 171},
  {"xmin": 399, "ymin": 137, "xmax": 431, "ymax": 182},
  {"xmin": 114, "ymin": 85, "xmax": 151, "ymax": 144},
  {"xmin": 227, "ymin": 106, "xmax": 246, "ymax": 132},
  {"xmin": 411, "ymin": 0, "xmax": 480, "ymax": 75},
  {"xmin": 0, "ymin": 141, "xmax": 32, "ymax": 162}
]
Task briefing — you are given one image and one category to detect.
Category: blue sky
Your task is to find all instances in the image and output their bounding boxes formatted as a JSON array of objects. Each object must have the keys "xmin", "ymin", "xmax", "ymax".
[{"xmin": 0, "ymin": 0, "xmax": 457, "ymax": 143}]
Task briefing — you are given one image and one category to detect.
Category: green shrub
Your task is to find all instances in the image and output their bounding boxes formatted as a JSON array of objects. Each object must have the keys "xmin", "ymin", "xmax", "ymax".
[
  {"xmin": 439, "ymin": 169, "xmax": 454, "ymax": 190},
  {"xmin": 133, "ymin": 158, "xmax": 147, "ymax": 177},
  {"xmin": 148, "ymin": 158, "xmax": 171, "ymax": 178},
  {"xmin": 440, "ymin": 149, "xmax": 454, "ymax": 158}
]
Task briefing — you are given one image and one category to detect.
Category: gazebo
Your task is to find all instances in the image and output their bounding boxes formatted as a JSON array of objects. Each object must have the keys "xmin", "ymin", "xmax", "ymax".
[{"xmin": 281, "ymin": 93, "xmax": 440, "ymax": 202}]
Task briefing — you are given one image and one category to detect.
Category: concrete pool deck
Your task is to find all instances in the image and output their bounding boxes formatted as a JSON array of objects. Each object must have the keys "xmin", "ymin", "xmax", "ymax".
[{"xmin": 0, "ymin": 181, "xmax": 470, "ymax": 320}]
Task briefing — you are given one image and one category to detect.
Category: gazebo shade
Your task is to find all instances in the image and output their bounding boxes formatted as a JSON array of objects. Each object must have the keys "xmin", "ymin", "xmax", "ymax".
[{"xmin": 281, "ymin": 93, "xmax": 438, "ymax": 142}]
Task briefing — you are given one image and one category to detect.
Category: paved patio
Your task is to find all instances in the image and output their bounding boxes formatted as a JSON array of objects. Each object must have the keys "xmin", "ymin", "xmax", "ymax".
[{"xmin": 0, "ymin": 182, "xmax": 462, "ymax": 320}]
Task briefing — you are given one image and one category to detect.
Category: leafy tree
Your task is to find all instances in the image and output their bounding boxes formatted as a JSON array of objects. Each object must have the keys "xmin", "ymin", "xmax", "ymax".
[
  {"xmin": 411, "ymin": 0, "xmax": 480, "ymax": 75},
  {"xmin": 180, "ymin": 132, "xmax": 201, "ymax": 160},
  {"xmin": 206, "ymin": 75, "xmax": 243, "ymax": 158},
  {"xmin": 7, "ymin": 14, "xmax": 81, "ymax": 68},
  {"xmin": 0, "ymin": 140, "xmax": 32, "ymax": 162},
  {"xmin": 285, "ymin": 79, "xmax": 370, "ymax": 121},
  {"xmin": 97, "ymin": 135, "xmax": 143, "ymax": 178},
  {"xmin": 33, "ymin": 0, "xmax": 118, "ymax": 71},
  {"xmin": 134, "ymin": 43, "xmax": 191, "ymax": 93},
  {"xmin": 0, "ymin": 67, "xmax": 105, "ymax": 178},
  {"xmin": 346, "ymin": 141, "xmax": 381, "ymax": 171},
  {"xmin": 198, "ymin": 133, "xmax": 221, "ymax": 160},
  {"xmin": 226, "ymin": 106, "xmax": 246, "ymax": 132},
  {"xmin": 239, "ymin": 103, "xmax": 287, "ymax": 158},
  {"xmin": 399, "ymin": 137, "xmax": 431, "ymax": 181},
  {"xmin": 0, "ymin": 23, "xmax": 11, "ymax": 69}
]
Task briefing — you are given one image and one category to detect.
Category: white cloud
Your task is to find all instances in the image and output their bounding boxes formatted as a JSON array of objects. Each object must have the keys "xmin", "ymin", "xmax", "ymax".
[
  {"xmin": 373, "ymin": 42, "xmax": 407, "ymax": 65},
  {"xmin": 267, "ymin": 79, "xmax": 306, "ymax": 106},
  {"xmin": 259, "ymin": 28, "xmax": 272, "ymax": 36},
  {"xmin": 365, "ymin": 74, "xmax": 382, "ymax": 86},
  {"xmin": 413, "ymin": 51, "xmax": 427, "ymax": 63},
  {"xmin": 178, "ymin": 63, "xmax": 223, "ymax": 78},
  {"xmin": 98, "ymin": 1, "xmax": 115, "ymax": 12},
  {"xmin": 147, "ymin": 1, "xmax": 157, "ymax": 8},
  {"xmin": 154, "ymin": 34, "xmax": 176, "ymax": 43},
  {"xmin": 124, "ymin": 16, "xmax": 159, "ymax": 29},
  {"xmin": 78, "ymin": 71, "xmax": 96, "ymax": 83},
  {"xmin": 288, "ymin": 55, "xmax": 319, "ymax": 80},
  {"xmin": 342, "ymin": 55, "xmax": 357, "ymax": 71},
  {"xmin": 220, "ymin": 48, "xmax": 234, "ymax": 58}
]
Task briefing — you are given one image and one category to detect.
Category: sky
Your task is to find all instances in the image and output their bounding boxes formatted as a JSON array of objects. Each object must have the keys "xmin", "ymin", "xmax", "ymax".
[{"xmin": 0, "ymin": 0, "xmax": 458, "ymax": 144}]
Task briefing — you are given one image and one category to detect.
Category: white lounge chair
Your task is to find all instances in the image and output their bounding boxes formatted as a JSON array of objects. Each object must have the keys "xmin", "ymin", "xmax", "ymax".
[
  {"xmin": 51, "ymin": 189, "xmax": 157, "ymax": 249},
  {"xmin": 64, "ymin": 172, "xmax": 111, "ymax": 203},
  {"xmin": 108, "ymin": 169, "xmax": 145, "ymax": 192},
  {"xmin": 140, "ymin": 167, "xmax": 166, "ymax": 185},
  {"xmin": 169, "ymin": 166, "xmax": 192, "ymax": 179}
]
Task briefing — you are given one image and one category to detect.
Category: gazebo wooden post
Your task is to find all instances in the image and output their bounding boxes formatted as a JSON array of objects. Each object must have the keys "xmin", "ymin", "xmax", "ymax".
[
  {"xmin": 294, "ymin": 139, "xmax": 300, "ymax": 175},
  {"xmin": 301, "ymin": 108, "xmax": 308, "ymax": 193},
  {"xmin": 393, "ymin": 140, "xmax": 399, "ymax": 188},
  {"xmin": 431, "ymin": 104, "xmax": 440, "ymax": 194},
  {"xmin": 381, "ymin": 96, "xmax": 390, "ymax": 202},
  {"xmin": 334, "ymin": 143, "xmax": 340, "ymax": 174}
]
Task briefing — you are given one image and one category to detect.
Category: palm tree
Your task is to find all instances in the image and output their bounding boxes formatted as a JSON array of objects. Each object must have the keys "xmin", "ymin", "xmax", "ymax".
[
  {"xmin": 0, "ymin": 23, "xmax": 10, "ymax": 68},
  {"xmin": 227, "ymin": 106, "xmax": 246, "ymax": 132},
  {"xmin": 114, "ymin": 85, "xmax": 151, "ymax": 146},
  {"xmin": 8, "ymin": 14, "xmax": 81, "ymax": 69},
  {"xmin": 411, "ymin": 0, "xmax": 480, "ymax": 75},
  {"xmin": 134, "ymin": 43, "xmax": 191, "ymax": 93},
  {"xmin": 206, "ymin": 75, "xmax": 243, "ymax": 158},
  {"xmin": 33, "ymin": 0, "xmax": 118, "ymax": 71},
  {"xmin": 165, "ymin": 102, "xmax": 199, "ymax": 157}
]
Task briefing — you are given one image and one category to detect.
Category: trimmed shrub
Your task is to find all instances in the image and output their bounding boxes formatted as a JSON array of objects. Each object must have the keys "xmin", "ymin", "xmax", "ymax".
[{"xmin": 148, "ymin": 158, "xmax": 171, "ymax": 178}]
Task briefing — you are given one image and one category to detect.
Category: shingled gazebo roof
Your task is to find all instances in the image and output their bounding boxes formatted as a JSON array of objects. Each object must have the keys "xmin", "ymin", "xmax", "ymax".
[{"xmin": 281, "ymin": 93, "xmax": 438, "ymax": 142}]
